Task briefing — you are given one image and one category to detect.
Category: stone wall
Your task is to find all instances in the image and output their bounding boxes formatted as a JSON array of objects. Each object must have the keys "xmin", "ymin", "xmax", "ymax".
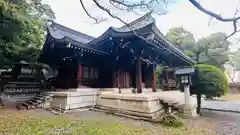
[
  {"xmin": 48, "ymin": 89, "xmax": 98, "ymax": 111},
  {"xmin": 47, "ymin": 88, "xmax": 197, "ymax": 120},
  {"xmin": 96, "ymin": 92, "xmax": 165, "ymax": 120}
]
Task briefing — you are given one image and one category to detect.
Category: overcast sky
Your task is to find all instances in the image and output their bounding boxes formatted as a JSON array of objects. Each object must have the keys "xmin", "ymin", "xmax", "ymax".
[{"xmin": 44, "ymin": 0, "xmax": 240, "ymax": 50}]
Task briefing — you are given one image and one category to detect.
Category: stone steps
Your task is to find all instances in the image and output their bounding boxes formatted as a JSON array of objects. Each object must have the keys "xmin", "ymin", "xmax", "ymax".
[{"xmin": 16, "ymin": 93, "xmax": 53, "ymax": 110}]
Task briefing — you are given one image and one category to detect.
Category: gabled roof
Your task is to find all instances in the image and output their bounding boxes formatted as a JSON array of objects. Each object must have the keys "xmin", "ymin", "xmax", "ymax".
[
  {"xmin": 48, "ymin": 22, "xmax": 95, "ymax": 45},
  {"xmin": 43, "ymin": 22, "xmax": 108, "ymax": 56},
  {"xmin": 88, "ymin": 13, "xmax": 195, "ymax": 65},
  {"xmin": 117, "ymin": 12, "xmax": 155, "ymax": 32},
  {"xmin": 44, "ymin": 15, "xmax": 195, "ymax": 66}
]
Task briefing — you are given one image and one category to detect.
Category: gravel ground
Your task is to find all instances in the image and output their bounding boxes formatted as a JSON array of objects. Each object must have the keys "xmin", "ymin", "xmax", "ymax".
[
  {"xmin": 201, "ymin": 109, "xmax": 240, "ymax": 135},
  {"xmin": 4, "ymin": 108, "xmax": 240, "ymax": 135},
  {"xmin": 39, "ymin": 108, "xmax": 240, "ymax": 135},
  {"xmin": 68, "ymin": 109, "xmax": 240, "ymax": 135}
]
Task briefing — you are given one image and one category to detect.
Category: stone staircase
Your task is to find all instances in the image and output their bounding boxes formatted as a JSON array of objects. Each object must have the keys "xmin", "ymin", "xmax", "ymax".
[{"xmin": 16, "ymin": 93, "xmax": 53, "ymax": 110}]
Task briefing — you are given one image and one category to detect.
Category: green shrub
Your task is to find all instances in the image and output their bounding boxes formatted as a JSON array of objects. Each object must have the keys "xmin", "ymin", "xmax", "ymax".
[
  {"xmin": 160, "ymin": 115, "xmax": 184, "ymax": 127},
  {"xmin": 190, "ymin": 64, "xmax": 228, "ymax": 98}
]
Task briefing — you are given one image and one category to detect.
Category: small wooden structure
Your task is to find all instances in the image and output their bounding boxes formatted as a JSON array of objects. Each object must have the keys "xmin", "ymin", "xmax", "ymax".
[{"xmin": 160, "ymin": 68, "xmax": 178, "ymax": 91}]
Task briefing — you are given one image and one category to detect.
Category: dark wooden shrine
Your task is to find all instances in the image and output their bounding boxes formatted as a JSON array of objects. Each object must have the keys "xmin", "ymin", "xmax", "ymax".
[
  {"xmin": 39, "ymin": 14, "xmax": 195, "ymax": 93},
  {"xmin": 160, "ymin": 67, "xmax": 178, "ymax": 91}
]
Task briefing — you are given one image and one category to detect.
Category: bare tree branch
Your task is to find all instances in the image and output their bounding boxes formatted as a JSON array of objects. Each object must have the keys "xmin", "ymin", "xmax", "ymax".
[
  {"xmin": 234, "ymin": 0, "xmax": 240, "ymax": 17},
  {"xmin": 225, "ymin": 21, "xmax": 240, "ymax": 39},
  {"xmin": 108, "ymin": 0, "xmax": 142, "ymax": 15},
  {"xmin": 189, "ymin": 0, "xmax": 240, "ymax": 39},
  {"xmin": 110, "ymin": 0, "xmax": 153, "ymax": 13},
  {"xmin": 109, "ymin": 0, "xmax": 166, "ymax": 16},
  {"xmin": 189, "ymin": 0, "xmax": 240, "ymax": 22},
  {"xmin": 79, "ymin": 0, "xmax": 105, "ymax": 23},
  {"xmin": 208, "ymin": 16, "xmax": 213, "ymax": 26}
]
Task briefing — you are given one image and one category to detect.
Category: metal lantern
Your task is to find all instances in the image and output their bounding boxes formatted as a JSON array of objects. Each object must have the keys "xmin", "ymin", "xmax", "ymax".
[{"xmin": 174, "ymin": 67, "xmax": 195, "ymax": 85}]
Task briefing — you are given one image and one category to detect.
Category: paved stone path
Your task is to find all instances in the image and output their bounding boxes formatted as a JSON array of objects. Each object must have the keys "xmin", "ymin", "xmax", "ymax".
[{"xmin": 202, "ymin": 100, "xmax": 240, "ymax": 112}]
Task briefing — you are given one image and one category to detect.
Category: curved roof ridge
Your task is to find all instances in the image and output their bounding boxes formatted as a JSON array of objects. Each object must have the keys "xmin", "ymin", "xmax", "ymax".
[
  {"xmin": 51, "ymin": 21, "xmax": 95, "ymax": 40},
  {"xmin": 120, "ymin": 12, "xmax": 154, "ymax": 28},
  {"xmin": 48, "ymin": 21, "xmax": 95, "ymax": 44},
  {"xmin": 116, "ymin": 13, "xmax": 155, "ymax": 32}
]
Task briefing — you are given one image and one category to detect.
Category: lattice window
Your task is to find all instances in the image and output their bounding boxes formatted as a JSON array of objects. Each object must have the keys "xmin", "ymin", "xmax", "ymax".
[
  {"xmin": 90, "ymin": 68, "xmax": 94, "ymax": 78},
  {"xmin": 83, "ymin": 66, "xmax": 89, "ymax": 78},
  {"xmin": 94, "ymin": 68, "xmax": 98, "ymax": 78}
]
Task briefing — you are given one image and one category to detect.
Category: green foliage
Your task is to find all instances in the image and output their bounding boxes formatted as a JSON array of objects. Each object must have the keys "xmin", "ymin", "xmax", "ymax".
[
  {"xmin": 166, "ymin": 27, "xmax": 195, "ymax": 50},
  {"xmin": 196, "ymin": 33, "xmax": 230, "ymax": 69},
  {"xmin": 0, "ymin": 0, "xmax": 54, "ymax": 68},
  {"xmin": 191, "ymin": 64, "xmax": 228, "ymax": 98},
  {"xmin": 155, "ymin": 65, "xmax": 164, "ymax": 87},
  {"xmin": 197, "ymin": 33, "xmax": 230, "ymax": 50},
  {"xmin": 160, "ymin": 115, "xmax": 184, "ymax": 127},
  {"xmin": 28, "ymin": 0, "xmax": 56, "ymax": 20},
  {"xmin": 166, "ymin": 27, "xmax": 230, "ymax": 69}
]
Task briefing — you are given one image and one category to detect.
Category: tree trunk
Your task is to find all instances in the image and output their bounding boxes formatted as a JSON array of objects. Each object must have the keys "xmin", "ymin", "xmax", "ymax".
[
  {"xmin": 196, "ymin": 51, "xmax": 201, "ymax": 115},
  {"xmin": 196, "ymin": 93, "xmax": 201, "ymax": 115}
]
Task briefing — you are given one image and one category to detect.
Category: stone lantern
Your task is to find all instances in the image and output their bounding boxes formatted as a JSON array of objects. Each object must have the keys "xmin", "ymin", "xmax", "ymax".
[{"xmin": 174, "ymin": 67, "xmax": 196, "ymax": 117}]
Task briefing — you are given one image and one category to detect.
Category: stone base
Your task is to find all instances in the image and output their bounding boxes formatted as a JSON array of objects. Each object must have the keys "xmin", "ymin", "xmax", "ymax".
[
  {"xmin": 95, "ymin": 106, "xmax": 164, "ymax": 121},
  {"xmin": 182, "ymin": 105, "xmax": 198, "ymax": 118},
  {"xmin": 46, "ymin": 89, "xmax": 198, "ymax": 120},
  {"xmin": 96, "ymin": 92, "xmax": 165, "ymax": 120},
  {"xmin": 47, "ymin": 89, "xmax": 98, "ymax": 111}
]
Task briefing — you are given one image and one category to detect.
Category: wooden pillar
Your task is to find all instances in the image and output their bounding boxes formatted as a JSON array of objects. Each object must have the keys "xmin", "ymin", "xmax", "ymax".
[
  {"xmin": 136, "ymin": 55, "xmax": 142, "ymax": 93},
  {"xmin": 152, "ymin": 64, "xmax": 157, "ymax": 92},
  {"xmin": 113, "ymin": 71, "xmax": 116, "ymax": 87},
  {"xmin": 77, "ymin": 64, "xmax": 82, "ymax": 88},
  {"xmin": 165, "ymin": 70, "xmax": 170, "ymax": 91},
  {"xmin": 117, "ymin": 71, "xmax": 120, "ymax": 88}
]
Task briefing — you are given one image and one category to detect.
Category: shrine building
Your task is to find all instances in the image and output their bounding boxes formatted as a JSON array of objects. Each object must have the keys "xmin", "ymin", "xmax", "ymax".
[{"xmin": 39, "ymin": 14, "xmax": 195, "ymax": 93}]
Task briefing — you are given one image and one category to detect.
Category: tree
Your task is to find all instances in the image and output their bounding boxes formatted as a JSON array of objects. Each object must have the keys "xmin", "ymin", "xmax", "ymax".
[
  {"xmin": 190, "ymin": 64, "xmax": 228, "ymax": 111},
  {"xmin": 155, "ymin": 65, "xmax": 164, "ymax": 87},
  {"xmin": 28, "ymin": 0, "xmax": 55, "ymax": 20},
  {"xmin": 165, "ymin": 27, "xmax": 197, "ymax": 60},
  {"xmin": 166, "ymin": 27, "xmax": 195, "ymax": 50},
  {"xmin": 196, "ymin": 32, "xmax": 231, "ymax": 69},
  {"xmin": 0, "ymin": 0, "xmax": 55, "ymax": 68},
  {"xmin": 79, "ymin": 0, "xmax": 240, "ymax": 39},
  {"xmin": 165, "ymin": 27, "xmax": 231, "ymax": 114},
  {"xmin": 166, "ymin": 27, "xmax": 231, "ymax": 69},
  {"xmin": 179, "ymin": 64, "xmax": 228, "ymax": 114}
]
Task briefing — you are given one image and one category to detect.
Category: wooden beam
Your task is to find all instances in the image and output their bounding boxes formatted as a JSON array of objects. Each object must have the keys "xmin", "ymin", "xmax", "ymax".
[
  {"xmin": 152, "ymin": 64, "xmax": 157, "ymax": 92},
  {"xmin": 136, "ymin": 55, "xmax": 142, "ymax": 93},
  {"xmin": 77, "ymin": 64, "xmax": 82, "ymax": 88}
]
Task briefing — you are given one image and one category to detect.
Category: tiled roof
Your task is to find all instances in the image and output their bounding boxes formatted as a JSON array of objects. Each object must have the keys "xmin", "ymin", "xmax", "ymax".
[
  {"xmin": 48, "ymin": 22, "xmax": 95, "ymax": 44},
  {"xmin": 174, "ymin": 67, "xmax": 195, "ymax": 75}
]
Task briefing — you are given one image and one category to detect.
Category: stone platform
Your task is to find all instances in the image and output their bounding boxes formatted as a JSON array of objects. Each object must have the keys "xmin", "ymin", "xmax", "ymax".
[
  {"xmin": 47, "ymin": 88, "xmax": 98, "ymax": 111},
  {"xmin": 47, "ymin": 89, "xmax": 198, "ymax": 119},
  {"xmin": 97, "ymin": 90, "xmax": 198, "ymax": 120}
]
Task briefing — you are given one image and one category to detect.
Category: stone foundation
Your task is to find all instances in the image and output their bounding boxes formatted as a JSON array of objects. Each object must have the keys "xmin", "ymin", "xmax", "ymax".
[
  {"xmin": 47, "ymin": 89, "xmax": 98, "ymax": 111},
  {"xmin": 46, "ymin": 88, "xmax": 197, "ymax": 120},
  {"xmin": 96, "ymin": 93, "xmax": 165, "ymax": 120}
]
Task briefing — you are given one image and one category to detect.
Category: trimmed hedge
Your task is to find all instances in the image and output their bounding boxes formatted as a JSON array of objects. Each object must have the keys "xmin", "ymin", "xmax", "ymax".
[{"xmin": 191, "ymin": 64, "xmax": 228, "ymax": 98}]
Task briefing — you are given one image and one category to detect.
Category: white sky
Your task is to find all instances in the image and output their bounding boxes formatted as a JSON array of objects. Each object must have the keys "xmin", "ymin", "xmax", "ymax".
[{"xmin": 44, "ymin": 0, "xmax": 240, "ymax": 50}]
